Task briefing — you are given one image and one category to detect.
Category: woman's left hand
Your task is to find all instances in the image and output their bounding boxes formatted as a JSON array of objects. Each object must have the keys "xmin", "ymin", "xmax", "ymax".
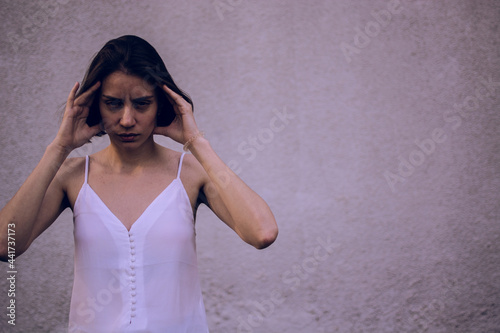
[
  {"xmin": 153, "ymin": 84, "xmax": 200, "ymax": 144},
  {"xmin": 156, "ymin": 86, "xmax": 277, "ymax": 250}
]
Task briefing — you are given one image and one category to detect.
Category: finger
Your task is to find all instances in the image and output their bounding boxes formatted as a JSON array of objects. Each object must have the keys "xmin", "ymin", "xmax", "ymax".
[
  {"xmin": 76, "ymin": 81, "xmax": 101, "ymax": 105},
  {"xmin": 87, "ymin": 122, "xmax": 103, "ymax": 138},
  {"xmin": 162, "ymin": 84, "xmax": 183, "ymax": 105},
  {"xmin": 67, "ymin": 82, "xmax": 80, "ymax": 107}
]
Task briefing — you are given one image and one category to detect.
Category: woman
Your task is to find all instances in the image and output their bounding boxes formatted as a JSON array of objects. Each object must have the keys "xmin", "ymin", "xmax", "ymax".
[{"xmin": 0, "ymin": 35, "xmax": 278, "ymax": 332}]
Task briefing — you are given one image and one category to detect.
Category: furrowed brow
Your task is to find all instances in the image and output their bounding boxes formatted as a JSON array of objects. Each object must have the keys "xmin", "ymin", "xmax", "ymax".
[
  {"xmin": 132, "ymin": 95, "xmax": 155, "ymax": 102},
  {"xmin": 102, "ymin": 95, "xmax": 122, "ymax": 100}
]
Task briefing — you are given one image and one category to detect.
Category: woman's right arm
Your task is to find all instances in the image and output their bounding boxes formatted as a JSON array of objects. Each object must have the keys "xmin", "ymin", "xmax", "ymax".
[
  {"xmin": 0, "ymin": 81, "xmax": 101, "ymax": 261},
  {"xmin": 0, "ymin": 144, "xmax": 70, "ymax": 260}
]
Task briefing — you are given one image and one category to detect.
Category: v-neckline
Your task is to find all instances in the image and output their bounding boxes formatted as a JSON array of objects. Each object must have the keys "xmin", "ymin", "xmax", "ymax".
[{"xmin": 85, "ymin": 179, "xmax": 179, "ymax": 232}]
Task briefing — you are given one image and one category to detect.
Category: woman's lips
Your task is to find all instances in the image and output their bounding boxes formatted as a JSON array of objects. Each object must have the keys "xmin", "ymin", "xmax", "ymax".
[{"xmin": 118, "ymin": 133, "xmax": 139, "ymax": 142}]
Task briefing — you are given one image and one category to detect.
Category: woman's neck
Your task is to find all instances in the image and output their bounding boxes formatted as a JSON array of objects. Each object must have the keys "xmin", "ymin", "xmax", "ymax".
[{"xmin": 103, "ymin": 136, "xmax": 159, "ymax": 172}]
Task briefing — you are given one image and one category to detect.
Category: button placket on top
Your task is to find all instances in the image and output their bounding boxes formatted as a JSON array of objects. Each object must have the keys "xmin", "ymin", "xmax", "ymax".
[{"xmin": 128, "ymin": 231, "xmax": 137, "ymax": 320}]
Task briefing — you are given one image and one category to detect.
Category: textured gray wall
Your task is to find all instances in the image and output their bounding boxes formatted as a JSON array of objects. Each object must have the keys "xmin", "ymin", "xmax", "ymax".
[{"xmin": 1, "ymin": 0, "xmax": 499, "ymax": 332}]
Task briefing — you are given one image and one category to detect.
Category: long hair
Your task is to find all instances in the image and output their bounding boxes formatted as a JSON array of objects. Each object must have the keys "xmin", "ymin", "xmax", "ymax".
[{"xmin": 76, "ymin": 35, "xmax": 192, "ymax": 131}]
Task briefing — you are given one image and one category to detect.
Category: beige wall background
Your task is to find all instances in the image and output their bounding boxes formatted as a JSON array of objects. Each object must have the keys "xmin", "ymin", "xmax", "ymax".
[{"xmin": 1, "ymin": 0, "xmax": 499, "ymax": 332}]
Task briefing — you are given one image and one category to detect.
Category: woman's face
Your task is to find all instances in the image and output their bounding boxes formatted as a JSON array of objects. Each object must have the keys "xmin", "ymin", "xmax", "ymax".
[{"xmin": 99, "ymin": 71, "xmax": 158, "ymax": 147}]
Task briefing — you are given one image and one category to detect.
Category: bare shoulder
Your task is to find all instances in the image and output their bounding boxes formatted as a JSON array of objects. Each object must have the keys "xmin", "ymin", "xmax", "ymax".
[
  {"xmin": 57, "ymin": 156, "xmax": 86, "ymax": 182},
  {"xmin": 55, "ymin": 156, "xmax": 86, "ymax": 206},
  {"xmin": 177, "ymin": 153, "xmax": 209, "ymax": 208},
  {"xmin": 180, "ymin": 153, "xmax": 208, "ymax": 184}
]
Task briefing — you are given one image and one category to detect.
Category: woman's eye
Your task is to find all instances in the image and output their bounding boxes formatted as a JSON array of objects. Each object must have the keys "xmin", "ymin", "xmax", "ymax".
[
  {"xmin": 134, "ymin": 101, "xmax": 151, "ymax": 109},
  {"xmin": 105, "ymin": 100, "xmax": 122, "ymax": 108}
]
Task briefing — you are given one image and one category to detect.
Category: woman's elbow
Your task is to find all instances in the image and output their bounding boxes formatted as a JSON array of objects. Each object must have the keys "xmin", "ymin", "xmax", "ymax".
[
  {"xmin": 0, "ymin": 247, "xmax": 26, "ymax": 262},
  {"xmin": 0, "ymin": 238, "xmax": 9, "ymax": 261},
  {"xmin": 0, "ymin": 244, "xmax": 12, "ymax": 262},
  {"xmin": 253, "ymin": 223, "xmax": 278, "ymax": 250},
  {"xmin": 0, "ymin": 238, "xmax": 28, "ymax": 262}
]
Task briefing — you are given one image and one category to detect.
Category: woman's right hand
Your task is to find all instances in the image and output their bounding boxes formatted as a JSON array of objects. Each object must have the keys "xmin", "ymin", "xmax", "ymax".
[
  {"xmin": 53, "ymin": 81, "xmax": 102, "ymax": 152},
  {"xmin": 0, "ymin": 81, "xmax": 102, "ymax": 260}
]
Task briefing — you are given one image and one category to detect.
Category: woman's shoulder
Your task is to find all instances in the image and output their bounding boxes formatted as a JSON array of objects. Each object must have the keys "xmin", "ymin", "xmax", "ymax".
[
  {"xmin": 48, "ymin": 156, "xmax": 87, "ymax": 206},
  {"xmin": 57, "ymin": 156, "xmax": 86, "ymax": 184},
  {"xmin": 178, "ymin": 152, "xmax": 209, "ymax": 189},
  {"xmin": 180, "ymin": 152, "xmax": 203, "ymax": 173},
  {"xmin": 60, "ymin": 156, "xmax": 86, "ymax": 175}
]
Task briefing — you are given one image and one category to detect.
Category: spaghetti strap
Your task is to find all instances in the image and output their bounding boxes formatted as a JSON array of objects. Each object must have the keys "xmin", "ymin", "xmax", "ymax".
[
  {"xmin": 177, "ymin": 152, "xmax": 186, "ymax": 179},
  {"xmin": 84, "ymin": 156, "xmax": 89, "ymax": 184}
]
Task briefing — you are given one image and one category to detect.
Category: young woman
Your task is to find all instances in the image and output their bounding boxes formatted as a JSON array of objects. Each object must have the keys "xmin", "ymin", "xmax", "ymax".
[{"xmin": 0, "ymin": 35, "xmax": 278, "ymax": 332}]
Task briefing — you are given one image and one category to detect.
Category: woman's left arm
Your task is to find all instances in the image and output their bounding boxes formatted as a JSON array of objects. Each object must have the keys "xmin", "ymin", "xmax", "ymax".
[
  {"xmin": 155, "ymin": 85, "xmax": 278, "ymax": 249},
  {"xmin": 189, "ymin": 136, "xmax": 278, "ymax": 249}
]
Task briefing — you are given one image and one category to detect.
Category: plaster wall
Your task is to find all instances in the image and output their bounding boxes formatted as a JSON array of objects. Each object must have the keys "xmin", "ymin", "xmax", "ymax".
[{"xmin": 0, "ymin": 0, "xmax": 499, "ymax": 332}]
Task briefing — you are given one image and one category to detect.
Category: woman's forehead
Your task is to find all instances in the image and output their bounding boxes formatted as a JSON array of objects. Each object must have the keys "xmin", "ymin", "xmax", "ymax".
[{"xmin": 101, "ymin": 71, "xmax": 156, "ymax": 97}]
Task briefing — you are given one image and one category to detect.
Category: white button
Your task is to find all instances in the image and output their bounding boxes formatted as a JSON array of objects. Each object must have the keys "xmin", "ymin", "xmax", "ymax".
[
  {"xmin": 130, "ymin": 249, "xmax": 136, "ymax": 255},
  {"xmin": 131, "ymin": 298, "xmax": 137, "ymax": 304},
  {"xmin": 130, "ymin": 264, "xmax": 135, "ymax": 269},
  {"xmin": 130, "ymin": 257, "xmax": 136, "ymax": 262},
  {"xmin": 130, "ymin": 270, "xmax": 136, "ymax": 276},
  {"xmin": 131, "ymin": 291, "xmax": 137, "ymax": 296},
  {"xmin": 129, "ymin": 236, "xmax": 135, "ymax": 242},
  {"xmin": 131, "ymin": 312, "xmax": 136, "ymax": 317},
  {"xmin": 130, "ymin": 243, "xmax": 135, "ymax": 249},
  {"xmin": 131, "ymin": 306, "xmax": 136, "ymax": 311},
  {"xmin": 131, "ymin": 284, "xmax": 136, "ymax": 290}
]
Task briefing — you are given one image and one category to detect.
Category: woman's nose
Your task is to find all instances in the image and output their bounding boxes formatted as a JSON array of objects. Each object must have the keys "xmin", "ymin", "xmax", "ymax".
[{"xmin": 120, "ymin": 105, "xmax": 136, "ymax": 127}]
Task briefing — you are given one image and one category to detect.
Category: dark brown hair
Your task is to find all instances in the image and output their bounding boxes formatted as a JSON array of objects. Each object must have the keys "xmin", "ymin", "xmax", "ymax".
[{"xmin": 76, "ymin": 35, "xmax": 192, "ymax": 131}]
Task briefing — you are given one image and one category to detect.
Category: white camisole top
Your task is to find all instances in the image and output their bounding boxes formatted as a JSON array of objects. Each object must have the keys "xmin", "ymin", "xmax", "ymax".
[{"xmin": 68, "ymin": 152, "xmax": 209, "ymax": 332}]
